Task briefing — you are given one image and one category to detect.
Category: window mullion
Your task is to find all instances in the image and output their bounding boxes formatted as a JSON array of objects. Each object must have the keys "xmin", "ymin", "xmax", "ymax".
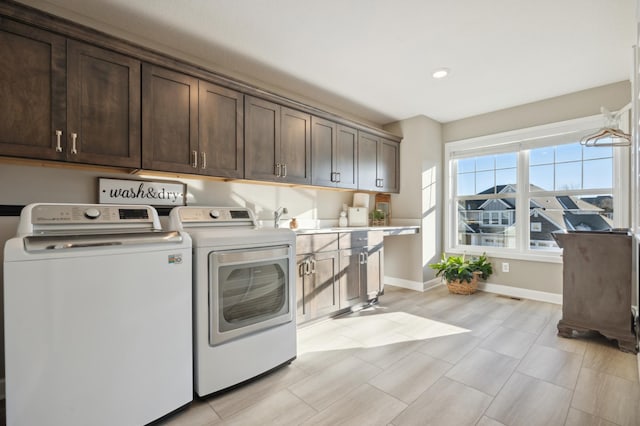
[{"xmin": 518, "ymin": 150, "xmax": 530, "ymax": 253}]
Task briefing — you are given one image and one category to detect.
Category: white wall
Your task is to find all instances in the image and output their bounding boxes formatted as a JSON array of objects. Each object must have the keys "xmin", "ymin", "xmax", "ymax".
[
  {"xmin": 0, "ymin": 163, "xmax": 355, "ymax": 223},
  {"xmin": 383, "ymin": 115, "xmax": 442, "ymax": 288}
]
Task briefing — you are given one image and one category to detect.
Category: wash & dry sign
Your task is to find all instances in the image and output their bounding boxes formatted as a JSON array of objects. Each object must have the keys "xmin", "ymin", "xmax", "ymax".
[{"xmin": 98, "ymin": 178, "xmax": 186, "ymax": 206}]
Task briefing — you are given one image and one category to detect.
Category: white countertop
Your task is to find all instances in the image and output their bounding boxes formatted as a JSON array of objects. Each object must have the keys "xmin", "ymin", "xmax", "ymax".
[{"xmin": 294, "ymin": 225, "xmax": 420, "ymax": 236}]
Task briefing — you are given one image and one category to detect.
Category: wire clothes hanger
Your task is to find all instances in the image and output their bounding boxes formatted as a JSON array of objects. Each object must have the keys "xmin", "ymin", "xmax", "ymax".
[{"xmin": 580, "ymin": 105, "xmax": 631, "ymax": 147}]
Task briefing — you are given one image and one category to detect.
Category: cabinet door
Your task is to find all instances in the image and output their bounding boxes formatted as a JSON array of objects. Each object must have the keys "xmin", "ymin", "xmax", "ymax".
[
  {"xmin": 0, "ymin": 19, "xmax": 65, "ymax": 160},
  {"xmin": 357, "ymin": 132, "xmax": 379, "ymax": 191},
  {"xmin": 245, "ymin": 96, "xmax": 280, "ymax": 181},
  {"xmin": 142, "ymin": 64, "xmax": 198, "ymax": 173},
  {"xmin": 365, "ymin": 231, "xmax": 384, "ymax": 300},
  {"xmin": 308, "ymin": 251, "xmax": 340, "ymax": 317},
  {"xmin": 339, "ymin": 248, "xmax": 363, "ymax": 308},
  {"xmin": 296, "ymin": 255, "xmax": 311, "ymax": 324},
  {"xmin": 67, "ymin": 40, "xmax": 141, "ymax": 168},
  {"xmin": 199, "ymin": 81, "xmax": 244, "ymax": 178},
  {"xmin": 378, "ymin": 138, "xmax": 399, "ymax": 193},
  {"xmin": 335, "ymin": 125, "xmax": 358, "ymax": 189},
  {"xmin": 311, "ymin": 116, "xmax": 336, "ymax": 187},
  {"xmin": 280, "ymin": 107, "xmax": 311, "ymax": 184}
]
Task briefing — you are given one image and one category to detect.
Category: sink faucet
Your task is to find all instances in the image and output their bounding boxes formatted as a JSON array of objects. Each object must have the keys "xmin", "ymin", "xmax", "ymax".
[{"xmin": 274, "ymin": 207, "xmax": 288, "ymax": 228}]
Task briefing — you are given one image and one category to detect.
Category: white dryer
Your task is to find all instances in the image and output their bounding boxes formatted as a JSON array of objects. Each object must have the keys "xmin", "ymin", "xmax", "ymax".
[
  {"xmin": 4, "ymin": 203, "xmax": 193, "ymax": 426},
  {"xmin": 169, "ymin": 206, "xmax": 296, "ymax": 396}
]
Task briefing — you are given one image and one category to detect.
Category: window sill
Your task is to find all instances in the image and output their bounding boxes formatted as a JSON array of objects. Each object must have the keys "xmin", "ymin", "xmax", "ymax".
[{"xmin": 446, "ymin": 246, "xmax": 563, "ymax": 264}]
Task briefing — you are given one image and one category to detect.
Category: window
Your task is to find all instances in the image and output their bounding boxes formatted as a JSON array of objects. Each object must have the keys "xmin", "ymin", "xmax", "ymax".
[
  {"xmin": 445, "ymin": 115, "xmax": 627, "ymax": 261},
  {"xmin": 528, "ymin": 142, "xmax": 613, "ymax": 251},
  {"xmin": 456, "ymin": 152, "xmax": 517, "ymax": 249}
]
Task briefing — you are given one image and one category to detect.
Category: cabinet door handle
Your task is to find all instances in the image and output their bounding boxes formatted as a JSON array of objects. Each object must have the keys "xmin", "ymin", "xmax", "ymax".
[
  {"xmin": 359, "ymin": 252, "xmax": 365, "ymax": 264},
  {"xmin": 336, "ymin": 172, "xmax": 341, "ymax": 182},
  {"xmin": 330, "ymin": 172, "xmax": 335, "ymax": 182},
  {"xmin": 282, "ymin": 163, "xmax": 287, "ymax": 178},
  {"xmin": 201, "ymin": 152, "xmax": 207, "ymax": 169},
  {"xmin": 70, "ymin": 133, "xmax": 78, "ymax": 155},
  {"xmin": 275, "ymin": 163, "xmax": 281, "ymax": 177},
  {"xmin": 192, "ymin": 151, "xmax": 198, "ymax": 168},
  {"xmin": 364, "ymin": 252, "xmax": 369, "ymax": 263},
  {"xmin": 310, "ymin": 259, "xmax": 316, "ymax": 274},
  {"xmin": 299, "ymin": 262, "xmax": 307, "ymax": 277},
  {"xmin": 55, "ymin": 130, "xmax": 63, "ymax": 152}
]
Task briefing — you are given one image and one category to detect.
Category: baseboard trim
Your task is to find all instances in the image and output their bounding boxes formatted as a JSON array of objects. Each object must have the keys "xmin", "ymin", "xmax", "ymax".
[
  {"xmin": 385, "ymin": 276, "xmax": 424, "ymax": 291},
  {"xmin": 385, "ymin": 277, "xmax": 562, "ymax": 304},
  {"xmin": 479, "ymin": 282, "xmax": 562, "ymax": 305},
  {"xmin": 385, "ymin": 276, "xmax": 442, "ymax": 292}
]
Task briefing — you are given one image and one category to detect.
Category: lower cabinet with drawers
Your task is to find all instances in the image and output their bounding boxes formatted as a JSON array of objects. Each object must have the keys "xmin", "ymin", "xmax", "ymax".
[{"xmin": 296, "ymin": 231, "xmax": 384, "ymax": 325}]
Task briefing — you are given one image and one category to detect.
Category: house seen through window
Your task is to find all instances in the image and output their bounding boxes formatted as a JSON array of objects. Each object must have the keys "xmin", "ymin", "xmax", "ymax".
[{"xmin": 455, "ymin": 142, "xmax": 614, "ymax": 251}]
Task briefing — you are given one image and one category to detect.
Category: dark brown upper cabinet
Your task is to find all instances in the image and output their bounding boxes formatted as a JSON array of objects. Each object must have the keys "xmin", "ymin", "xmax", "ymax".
[
  {"xmin": 142, "ymin": 64, "xmax": 198, "ymax": 173},
  {"xmin": 67, "ymin": 40, "xmax": 141, "ymax": 168},
  {"xmin": 142, "ymin": 64, "xmax": 244, "ymax": 177},
  {"xmin": 0, "ymin": 19, "xmax": 141, "ymax": 167},
  {"xmin": 311, "ymin": 117, "xmax": 358, "ymax": 189},
  {"xmin": 198, "ymin": 81, "xmax": 244, "ymax": 178},
  {"xmin": 245, "ymin": 96, "xmax": 311, "ymax": 184},
  {"xmin": 1, "ymin": 4, "xmax": 401, "ymax": 187},
  {"xmin": 357, "ymin": 132, "xmax": 399, "ymax": 193},
  {"xmin": 0, "ymin": 18, "xmax": 66, "ymax": 161}
]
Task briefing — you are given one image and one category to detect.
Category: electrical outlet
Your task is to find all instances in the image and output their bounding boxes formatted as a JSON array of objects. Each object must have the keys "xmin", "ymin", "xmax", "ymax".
[{"xmin": 502, "ymin": 262, "xmax": 510, "ymax": 273}]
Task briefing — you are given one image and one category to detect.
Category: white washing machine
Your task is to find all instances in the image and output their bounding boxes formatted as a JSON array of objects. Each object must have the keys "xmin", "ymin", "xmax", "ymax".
[
  {"xmin": 4, "ymin": 203, "xmax": 193, "ymax": 426},
  {"xmin": 169, "ymin": 206, "xmax": 296, "ymax": 396}
]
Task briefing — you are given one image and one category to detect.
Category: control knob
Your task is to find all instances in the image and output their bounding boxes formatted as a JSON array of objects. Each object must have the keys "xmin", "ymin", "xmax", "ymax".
[
  {"xmin": 209, "ymin": 210, "xmax": 220, "ymax": 219},
  {"xmin": 84, "ymin": 208, "xmax": 101, "ymax": 219}
]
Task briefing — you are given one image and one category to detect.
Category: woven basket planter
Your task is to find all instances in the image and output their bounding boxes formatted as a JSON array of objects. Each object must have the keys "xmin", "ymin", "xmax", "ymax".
[{"xmin": 446, "ymin": 272, "xmax": 481, "ymax": 295}]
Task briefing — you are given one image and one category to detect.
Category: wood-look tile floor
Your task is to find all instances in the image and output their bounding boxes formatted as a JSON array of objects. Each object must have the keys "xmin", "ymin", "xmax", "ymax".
[{"xmin": 158, "ymin": 285, "xmax": 640, "ymax": 426}]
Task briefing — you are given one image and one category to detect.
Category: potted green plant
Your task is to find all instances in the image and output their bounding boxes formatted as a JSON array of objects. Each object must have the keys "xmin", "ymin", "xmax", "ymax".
[
  {"xmin": 369, "ymin": 209, "xmax": 386, "ymax": 226},
  {"xmin": 470, "ymin": 253, "xmax": 493, "ymax": 280},
  {"xmin": 429, "ymin": 253, "xmax": 492, "ymax": 295}
]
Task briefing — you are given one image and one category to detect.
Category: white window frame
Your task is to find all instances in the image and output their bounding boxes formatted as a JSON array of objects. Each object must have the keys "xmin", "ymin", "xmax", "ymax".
[{"xmin": 444, "ymin": 114, "xmax": 629, "ymax": 263}]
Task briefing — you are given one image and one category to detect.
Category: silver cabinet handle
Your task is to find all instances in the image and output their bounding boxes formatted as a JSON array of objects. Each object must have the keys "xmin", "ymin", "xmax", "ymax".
[
  {"xmin": 310, "ymin": 259, "xmax": 316, "ymax": 274},
  {"xmin": 71, "ymin": 132, "xmax": 78, "ymax": 155},
  {"xmin": 282, "ymin": 163, "xmax": 287, "ymax": 178},
  {"xmin": 336, "ymin": 172, "xmax": 341, "ymax": 182},
  {"xmin": 299, "ymin": 262, "xmax": 307, "ymax": 277},
  {"xmin": 275, "ymin": 163, "xmax": 281, "ymax": 177},
  {"xmin": 192, "ymin": 151, "xmax": 198, "ymax": 168},
  {"xmin": 201, "ymin": 152, "xmax": 207, "ymax": 169},
  {"xmin": 330, "ymin": 172, "xmax": 336, "ymax": 182},
  {"xmin": 55, "ymin": 130, "xmax": 63, "ymax": 152},
  {"xmin": 359, "ymin": 252, "xmax": 365, "ymax": 264}
]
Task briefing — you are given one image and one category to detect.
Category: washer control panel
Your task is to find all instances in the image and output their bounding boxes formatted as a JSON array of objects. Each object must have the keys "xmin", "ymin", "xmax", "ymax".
[
  {"xmin": 173, "ymin": 207, "xmax": 255, "ymax": 227},
  {"xmin": 30, "ymin": 204, "xmax": 153, "ymax": 224}
]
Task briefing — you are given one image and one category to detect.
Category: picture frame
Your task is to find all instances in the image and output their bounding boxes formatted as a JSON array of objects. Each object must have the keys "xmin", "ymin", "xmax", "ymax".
[
  {"xmin": 98, "ymin": 177, "xmax": 187, "ymax": 207},
  {"xmin": 374, "ymin": 193, "xmax": 391, "ymax": 226}
]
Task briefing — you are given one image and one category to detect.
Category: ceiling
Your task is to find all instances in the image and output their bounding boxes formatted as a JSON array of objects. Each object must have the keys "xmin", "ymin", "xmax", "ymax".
[{"xmin": 18, "ymin": 0, "xmax": 636, "ymax": 125}]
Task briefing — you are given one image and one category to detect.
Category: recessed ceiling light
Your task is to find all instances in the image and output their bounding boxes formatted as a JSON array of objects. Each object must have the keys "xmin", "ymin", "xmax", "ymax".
[{"xmin": 432, "ymin": 68, "xmax": 450, "ymax": 79}]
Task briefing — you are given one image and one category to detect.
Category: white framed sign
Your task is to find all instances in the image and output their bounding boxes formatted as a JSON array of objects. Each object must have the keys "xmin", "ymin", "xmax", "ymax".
[{"xmin": 98, "ymin": 178, "xmax": 186, "ymax": 206}]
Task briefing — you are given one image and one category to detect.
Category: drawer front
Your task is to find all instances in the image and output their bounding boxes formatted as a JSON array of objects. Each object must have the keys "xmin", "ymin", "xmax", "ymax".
[
  {"xmin": 339, "ymin": 231, "xmax": 368, "ymax": 249},
  {"xmin": 296, "ymin": 233, "xmax": 339, "ymax": 254}
]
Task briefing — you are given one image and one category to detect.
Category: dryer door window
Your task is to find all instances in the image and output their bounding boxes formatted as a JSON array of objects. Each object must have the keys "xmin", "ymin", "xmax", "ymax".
[{"xmin": 209, "ymin": 245, "xmax": 292, "ymax": 345}]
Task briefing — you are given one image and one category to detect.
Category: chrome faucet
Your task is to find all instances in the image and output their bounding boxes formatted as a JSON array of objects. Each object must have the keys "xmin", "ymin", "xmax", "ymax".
[{"xmin": 274, "ymin": 207, "xmax": 288, "ymax": 228}]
